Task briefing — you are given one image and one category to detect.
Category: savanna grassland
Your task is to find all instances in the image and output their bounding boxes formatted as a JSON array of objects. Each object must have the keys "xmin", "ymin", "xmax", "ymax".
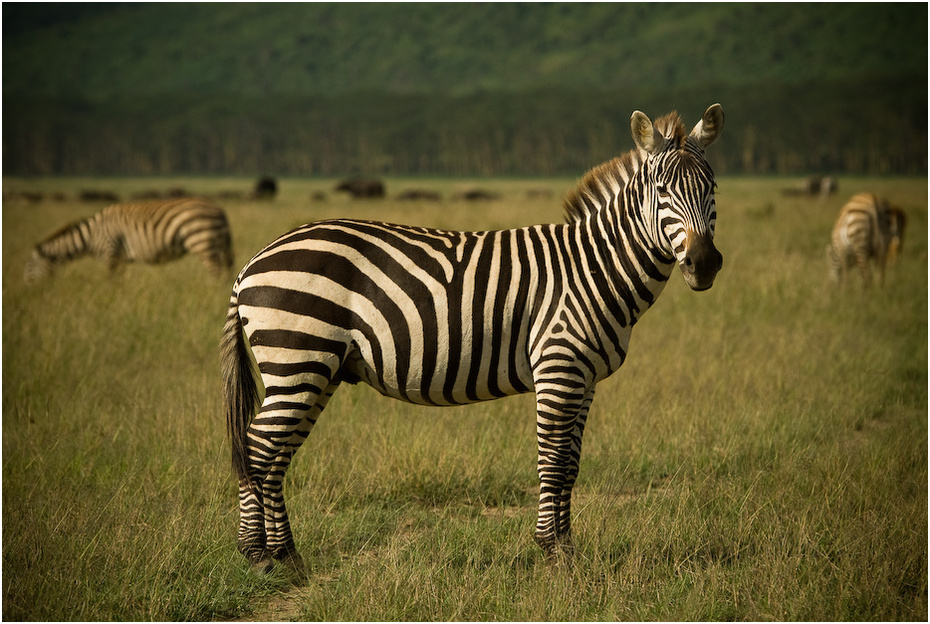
[{"xmin": 2, "ymin": 174, "xmax": 927, "ymax": 621}]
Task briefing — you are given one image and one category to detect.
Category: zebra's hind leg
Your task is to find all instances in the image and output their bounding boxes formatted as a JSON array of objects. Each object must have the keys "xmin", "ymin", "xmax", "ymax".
[
  {"xmin": 238, "ymin": 381, "xmax": 340, "ymax": 575},
  {"xmin": 200, "ymin": 246, "xmax": 235, "ymax": 276}
]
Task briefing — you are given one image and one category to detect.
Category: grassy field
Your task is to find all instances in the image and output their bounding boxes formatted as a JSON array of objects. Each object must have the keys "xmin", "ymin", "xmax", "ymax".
[{"xmin": 2, "ymin": 174, "xmax": 927, "ymax": 621}]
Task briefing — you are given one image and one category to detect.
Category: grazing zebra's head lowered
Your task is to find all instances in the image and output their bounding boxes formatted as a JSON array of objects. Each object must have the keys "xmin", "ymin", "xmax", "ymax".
[{"xmin": 224, "ymin": 104, "xmax": 724, "ymax": 574}]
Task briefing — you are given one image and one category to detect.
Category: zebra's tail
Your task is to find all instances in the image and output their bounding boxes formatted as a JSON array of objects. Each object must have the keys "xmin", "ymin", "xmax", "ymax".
[{"xmin": 221, "ymin": 289, "xmax": 260, "ymax": 483}]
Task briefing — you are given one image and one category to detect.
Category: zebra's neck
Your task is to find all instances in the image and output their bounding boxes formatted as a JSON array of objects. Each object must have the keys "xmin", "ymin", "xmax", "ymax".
[
  {"xmin": 593, "ymin": 195, "xmax": 673, "ymax": 327},
  {"xmin": 37, "ymin": 217, "xmax": 95, "ymax": 263},
  {"xmin": 564, "ymin": 155, "xmax": 676, "ymax": 328}
]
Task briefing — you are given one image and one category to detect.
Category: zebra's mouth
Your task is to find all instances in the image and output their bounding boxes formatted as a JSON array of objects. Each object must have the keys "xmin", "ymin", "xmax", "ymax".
[
  {"xmin": 679, "ymin": 235, "xmax": 722, "ymax": 291},
  {"xmin": 687, "ymin": 279, "xmax": 715, "ymax": 292}
]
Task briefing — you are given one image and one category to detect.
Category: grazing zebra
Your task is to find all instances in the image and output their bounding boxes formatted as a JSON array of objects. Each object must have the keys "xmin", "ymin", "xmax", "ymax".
[
  {"xmin": 828, "ymin": 193, "xmax": 905, "ymax": 287},
  {"xmin": 223, "ymin": 104, "xmax": 725, "ymax": 572},
  {"xmin": 24, "ymin": 198, "xmax": 234, "ymax": 282}
]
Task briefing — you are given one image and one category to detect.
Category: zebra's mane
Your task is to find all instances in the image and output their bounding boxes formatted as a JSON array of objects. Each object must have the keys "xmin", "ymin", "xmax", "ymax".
[{"xmin": 562, "ymin": 112, "xmax": 687, "ymax": 223}]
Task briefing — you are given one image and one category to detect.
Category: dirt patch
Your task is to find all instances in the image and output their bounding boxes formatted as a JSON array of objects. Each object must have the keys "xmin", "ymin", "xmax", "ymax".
[{"xmin": 230, "ymin": 583, "xmax": 318, "ymax": 622}]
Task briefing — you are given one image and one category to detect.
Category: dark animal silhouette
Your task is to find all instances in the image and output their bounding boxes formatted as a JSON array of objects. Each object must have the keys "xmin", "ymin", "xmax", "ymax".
[
  {"xmin": 80, "ymin": 190, "xmax": 120, "ymax": 203},
  {"xmin": 335, "ymin": 178, "xmax": 385, "ymax": 198},
  {"xmin": 453, "ymin": 189, "xmax": 500, "ymax": 201},
  {"xmin": 397, "ymin": 189, "xmax": 441, "ymax": 201},
  {"xmin": 252, "ymin": 176, "xmax": 278, "ymax": 200}
]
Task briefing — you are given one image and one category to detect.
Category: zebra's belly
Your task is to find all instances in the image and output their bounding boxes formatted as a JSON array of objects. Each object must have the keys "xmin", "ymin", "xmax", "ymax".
[
  {"xmin": 339, "ymin": 335, "xmax": 535, "ymax": 407},
  {"xmin": 126, "ymin": 242, "xmax": 185, "ymax": 264}
]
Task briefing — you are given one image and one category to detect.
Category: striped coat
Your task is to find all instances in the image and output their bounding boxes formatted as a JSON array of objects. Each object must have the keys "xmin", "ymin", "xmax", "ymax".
[
  {"xmin": 828, "ymin": 193, "xmax": 905, "ymax": 287},
  {"xmin": 224, "ymin": 104, "xmax": 725, "ymax": 572},
  {"xmin": 24, "ymin": 198, "xmax": 233, "ymax": 282}
]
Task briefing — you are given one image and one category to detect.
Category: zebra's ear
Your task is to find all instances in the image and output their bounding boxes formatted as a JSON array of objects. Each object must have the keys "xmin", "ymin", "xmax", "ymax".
[
  {"xmin": 631, "ymin": 111, "xmax": 667, "ymax": 155},
  {"xmin": 691, "ymin": 103, "xmax": 725, "ymax": 148}
]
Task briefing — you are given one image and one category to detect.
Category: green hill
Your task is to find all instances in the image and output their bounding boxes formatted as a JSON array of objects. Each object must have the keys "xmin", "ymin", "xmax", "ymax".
[{"xmin": 3, "ymin": 3, "xmax": 926, "ymax": 175}]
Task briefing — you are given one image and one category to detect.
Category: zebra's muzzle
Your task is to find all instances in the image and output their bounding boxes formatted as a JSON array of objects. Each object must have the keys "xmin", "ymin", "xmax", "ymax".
[{"xmin": 679, "ymin": 235, "xmax": 723, "ymax": 291}]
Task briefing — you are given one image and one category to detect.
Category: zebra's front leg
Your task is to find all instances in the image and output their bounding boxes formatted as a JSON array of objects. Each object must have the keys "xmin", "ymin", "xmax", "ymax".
[
  {"xmin": 553, "ymin": 388, "xmax": 595, "ymax": 557},
  {"xmin": 533, "ymin": 381, "xmax": 593, "ymax": 563}
]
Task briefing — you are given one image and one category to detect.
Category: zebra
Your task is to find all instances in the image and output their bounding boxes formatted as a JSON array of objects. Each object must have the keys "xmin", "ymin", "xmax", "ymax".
[
  {"xmin": 828, "ymin": 192, "xmax": 905, "ymax": 287},
  {"xmin": 24, "ymin": 198, "xmax": 234, "ymax": 283},
  {"xmin": 223, "ymin": 103, "xmax": 725, "ymax": 572}
]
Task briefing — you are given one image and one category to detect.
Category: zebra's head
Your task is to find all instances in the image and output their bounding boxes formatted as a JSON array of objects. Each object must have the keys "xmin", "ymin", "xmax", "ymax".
[
  {"xmin": 24, "ymin": 249, "xmax": 53, "ymax": 284},
  {"xmin": 632, "ymin": 103, "xmax": 724, "ymax": 291}
]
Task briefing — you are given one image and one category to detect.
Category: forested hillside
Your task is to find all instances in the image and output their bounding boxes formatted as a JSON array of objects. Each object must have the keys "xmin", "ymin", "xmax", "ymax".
[{"xmin": 3, "ymin": 3, "xmax": 926, "ymax": 176}]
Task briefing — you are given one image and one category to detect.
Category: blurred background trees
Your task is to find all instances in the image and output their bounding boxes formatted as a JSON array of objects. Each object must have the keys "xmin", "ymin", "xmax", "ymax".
[{"xmin": 3, "ymin": 3, "xmax": 926, "ymax": 176}]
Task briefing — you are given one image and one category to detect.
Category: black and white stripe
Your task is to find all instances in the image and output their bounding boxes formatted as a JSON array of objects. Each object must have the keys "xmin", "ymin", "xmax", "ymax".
[
  {"xmin": 223, "ymin": 104, "xmax": 725, "ymax": 572},
  {"xmin": 828, "ymin": 192, "xmax": 906, "ymax": 287},
  {"xmin": 24, "ymin": 198, "xmax": 234, "ymax": 282}
]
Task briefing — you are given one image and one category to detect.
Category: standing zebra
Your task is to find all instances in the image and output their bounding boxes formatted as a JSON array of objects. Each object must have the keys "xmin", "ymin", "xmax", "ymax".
[
  {"xmin": 223, "ymin": 104, "xmax": 724, "ymax": 572},
  {"xmin": 24, "ymin": 198, "xmax": 234, "ymax": 282},
  {"xmin": 828, "ymin": 193, "xmax": 905, "ymax": 287}
]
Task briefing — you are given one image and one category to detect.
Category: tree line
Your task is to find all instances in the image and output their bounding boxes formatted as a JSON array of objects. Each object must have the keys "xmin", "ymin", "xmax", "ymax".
[{"xmin": 4, "ymin": 77, "xmax": 925, "ymax": 178}]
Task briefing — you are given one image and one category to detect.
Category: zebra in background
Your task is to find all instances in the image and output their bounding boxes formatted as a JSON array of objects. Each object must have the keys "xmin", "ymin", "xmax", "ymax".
[
  {"xmin": 24, "ymin": 198, "xmax": 234, "ymax": 283},
  {"xmin": 828, "ymin": 192, "xmax": 906, "ymax": 287},
  {"xmin": 223, "ymin": 104, "xmax": 724, "ymax": 572}
]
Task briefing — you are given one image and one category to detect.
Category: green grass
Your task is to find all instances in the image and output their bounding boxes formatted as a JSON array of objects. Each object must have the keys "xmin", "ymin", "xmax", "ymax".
[{"xmin": 3, "ymin": 175, "xmax": 927, "ymax": 620}]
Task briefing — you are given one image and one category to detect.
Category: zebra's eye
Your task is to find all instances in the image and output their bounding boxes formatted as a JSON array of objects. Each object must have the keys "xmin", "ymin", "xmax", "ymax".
[{"xmin": 655, "ymin": 184, "xmax": 668, "ymax": 194}]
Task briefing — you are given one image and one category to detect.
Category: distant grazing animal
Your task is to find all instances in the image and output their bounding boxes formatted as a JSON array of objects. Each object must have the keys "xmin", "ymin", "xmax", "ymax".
[
  {"xmin": 79, "ymin": 190, "xmax": 120, "ymax": 203},
  {"xmin": 25, "ymin": 198, "xmax": 234, "ymax": 283},
  {"xmin": 335, "ymin": 178, "xmax": 385, "ymax": 198},
  {"xmin": 397, "ymin": 189, "xmax": 442, "ymax": 201},
  {"xmin": 817, "ymin": 176, "xmax": 838, "ymax": 197},
  {"xmin": 223, "ymin": 104, "xmax": 724, "ymax": 573},
  {"xmin": 166, "ymin": 187, "xmax": 190, "ymax": 198},
  {"xmin": 526, "ymin": 188, "xmax": 554, "ymax": 199},
  {"xmin": 782, "ymin": 176, "xmax": 838, "ymax": 198},
  {"xmin": 828, "ymin": 193, "xmax": 905, "ymax": 287},
  {"xmin": 4, "ymin": 190, "xmax": 43, "ymax": 203},
  {"xmin": 454, "ymin": 189, "xmax": 500, "ymax": 201},
  {"xmin": 251, "ymin": 176, "xmax": 278, "ymax": 200},
  {"xmin": 131, "ymin": 190, "xmax": 165, "ymax": 200},
  {"xmin": 215, "ymin": 190, "xmax": 246, "ymax": 201}
]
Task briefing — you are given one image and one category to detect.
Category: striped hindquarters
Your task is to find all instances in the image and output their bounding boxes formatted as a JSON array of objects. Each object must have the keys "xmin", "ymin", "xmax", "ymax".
[{"xmin": 829, "ymin": 193, "xmax": 893, "ymax": 284}]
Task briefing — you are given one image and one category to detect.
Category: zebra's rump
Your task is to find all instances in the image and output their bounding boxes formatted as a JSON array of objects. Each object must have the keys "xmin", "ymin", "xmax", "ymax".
[{"xmin": 830, "ymin": 193, "xmax": 885, "ymax": 259}]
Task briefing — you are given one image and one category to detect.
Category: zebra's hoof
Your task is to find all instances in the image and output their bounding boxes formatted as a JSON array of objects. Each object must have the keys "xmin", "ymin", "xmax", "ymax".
[
  {"xmin": 277, "ymin": 552, "xmax": 307, "ymax": 574},
  {"xmin": 270, "ymin": 548, "xmax": 308, "ymax": 582},
  {"xmin": 534, "ymin": 534, "xmax": 575, "ymax": 566},
  {"xmin": 249, "ymin": 555, "xmax": 275, "ymax": 575}
]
